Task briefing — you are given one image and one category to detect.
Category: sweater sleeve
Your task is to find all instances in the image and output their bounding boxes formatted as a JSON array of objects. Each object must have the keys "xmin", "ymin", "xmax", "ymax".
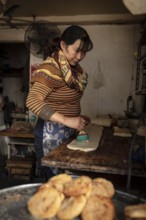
[{"xmin": 26, "ymin": 81, "xmax": 55, "ymax": 121}]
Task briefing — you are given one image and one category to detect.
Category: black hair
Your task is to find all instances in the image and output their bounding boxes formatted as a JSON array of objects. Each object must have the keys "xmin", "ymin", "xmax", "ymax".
[
  {"xmin": 61, "ymin": 25, "xmax": 93, "ymax": 52},
  {"xmin": 45, "ymin": 25, "xmax": 93, "ymax": 58},
  {"xmin": 44, "ymin": 37, "xmax": 60, "ymax": 59}
]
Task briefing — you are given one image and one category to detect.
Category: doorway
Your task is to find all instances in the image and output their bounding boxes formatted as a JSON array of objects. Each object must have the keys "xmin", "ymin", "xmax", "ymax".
[{"xmin": 0, "ymin": 42, "xmax": 30, "ymax": 125}]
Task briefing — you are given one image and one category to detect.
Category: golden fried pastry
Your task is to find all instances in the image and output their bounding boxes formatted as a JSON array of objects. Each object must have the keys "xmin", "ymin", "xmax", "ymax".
[
  {"xmin": 90, "ymin": 177, "xmax": 115, "ymax": 198},
  {"xmin": 81, "ymin": 195, "xmax": 115, "ymax": 220},
  {"xmin": 49, "ymin": 173, "xmax": 73, "ymax": 192},
  {"xmin": 63, "ymin": 175, "xmax": 92, "ymax": 196},
  {"xmin": 124, "ymin": 203, "xmax": 146, "ymax": 219},
  {"xmin": 38, "ymin": 173, "xmax": 72, "ymax": 193},
  {"xmin": 28, "ymin": 174, "xmax": 116, "ymax": 220},
  {"xmin": 28, "ymin": 187, "xmax": 64, "ymax": 219},
  {"xmin": 57, "ymin": 195, "xmax": 86, "ymax": 220},
  {"xmin": 37, "ymin": 181, "xmax": 52, "ymax": 192}
]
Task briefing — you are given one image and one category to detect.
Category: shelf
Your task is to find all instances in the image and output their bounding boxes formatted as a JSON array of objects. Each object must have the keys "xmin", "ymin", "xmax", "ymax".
[
  {"xmin": 0, "ymin": 129, "xmax": 34, "ymax": 138},
  {"xmin": 8, "ymin": 141, "xmax": 34, "ymax": 146},
  {"xmin": 11, "ymin": 113, "xmax": 28, "ymax": 119},
  {"xmin": 135, "ymin": 89, "xmax": 146, "ymax": 95},
  {"xmin": 6, "ymin": 157, "xmax": 35, "ymax": 180}
]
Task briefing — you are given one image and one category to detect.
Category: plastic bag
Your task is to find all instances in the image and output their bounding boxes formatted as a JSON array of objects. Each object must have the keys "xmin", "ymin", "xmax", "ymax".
[{"xmin": 93, "ymin": 61, "xmax": 104, "ymax": 89}]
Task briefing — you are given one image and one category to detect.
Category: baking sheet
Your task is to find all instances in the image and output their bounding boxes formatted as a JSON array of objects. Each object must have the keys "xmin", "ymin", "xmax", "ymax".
[{"xmin": 0, "ymin": 183, "xmax": 145, "ymax": 220}]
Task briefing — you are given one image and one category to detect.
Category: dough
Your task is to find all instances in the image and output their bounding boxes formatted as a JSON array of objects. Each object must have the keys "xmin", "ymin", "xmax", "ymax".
[
  {"xmin": 67, "ymin": 125, "xmax": 103, "ymax": 152},
  {"xmin": 113, "ymin": 126, "xmax": 132, "ymax": 137},
  {"xmin": 91, "ymin": 115, "xmax": 112, "ymax": 127}
]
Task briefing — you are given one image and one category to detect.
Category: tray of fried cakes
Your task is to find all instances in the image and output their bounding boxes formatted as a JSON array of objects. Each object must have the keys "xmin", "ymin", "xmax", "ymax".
[{"xmin": 0, "ymin": 174, "xmax": 145, "ymax": 220}]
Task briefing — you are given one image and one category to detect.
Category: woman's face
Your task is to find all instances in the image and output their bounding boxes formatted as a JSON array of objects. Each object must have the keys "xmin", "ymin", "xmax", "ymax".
[{"xmin": 60, "ymin": 39, "xmax": 86, "ymax": 66}]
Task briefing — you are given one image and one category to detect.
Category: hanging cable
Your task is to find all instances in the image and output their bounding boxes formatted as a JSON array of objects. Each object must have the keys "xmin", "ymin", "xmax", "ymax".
[
  {"xmin": 126, "ymin": 112, "xmax": 146, "ymax": 192},
  {"xmin": 129, "ymin": 23, "xmax": 136, "ymax": 95}
]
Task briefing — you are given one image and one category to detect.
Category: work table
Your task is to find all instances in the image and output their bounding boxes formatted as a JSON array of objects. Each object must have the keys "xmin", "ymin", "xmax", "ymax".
[
  {"xmin": 42, "ymin": 127, "xmax": 146, "ymax": 177},
  {"xmin": 0, "ymin": 127, "xmax": 145, "ymax": 178}
]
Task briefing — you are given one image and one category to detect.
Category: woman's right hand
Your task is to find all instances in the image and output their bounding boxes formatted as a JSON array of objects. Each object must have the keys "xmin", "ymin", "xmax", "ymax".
[
  {"xmin": 64, "ymin": 116, "xmax": 86, "ymax": 131},
  {"xmin": 50, "ymin": 112, "xmax": 86, "ymax": 131}
]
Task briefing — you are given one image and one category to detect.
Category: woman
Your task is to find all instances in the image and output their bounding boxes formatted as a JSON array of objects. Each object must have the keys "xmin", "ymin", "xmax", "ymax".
[{"xmin": 26, "ymin": 25, "xmax": 93, "ymax": 178}]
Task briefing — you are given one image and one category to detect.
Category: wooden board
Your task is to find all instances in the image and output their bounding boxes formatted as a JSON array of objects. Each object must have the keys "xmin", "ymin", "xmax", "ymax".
[
  {"xmin": 42, "ymin": 128, "xmax": 146, "ymax": 177},
  {"xmin": 67, "ymin": 125, "xmax": 103, "ymax": 152},
  {"xmin": 6, "ymin": 157, "xmax": 35, "ymax": 181},
  {"xmin": 6, "ymin": 158, "xmax": 35, "ymax": 169},
  {"xmin": 0, "ymin": 129, "xmax": 34, "ymax": 138},
  {"xmin": 10, "ymin": 168, "xmax": 32, "ymax": 175}
]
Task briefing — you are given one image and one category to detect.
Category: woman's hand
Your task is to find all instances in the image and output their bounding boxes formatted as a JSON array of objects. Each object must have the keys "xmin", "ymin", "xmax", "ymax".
[
  {"xmin": 64, "ymin": 116, "xmax": 86, "ymax": 131},
  {"xmin": 81, "ymin": 115, "xmax": 91, "ymax": 126},
  {"xmin": 50, "ymin": 112, "xmax": 87, "ymax": 131}
]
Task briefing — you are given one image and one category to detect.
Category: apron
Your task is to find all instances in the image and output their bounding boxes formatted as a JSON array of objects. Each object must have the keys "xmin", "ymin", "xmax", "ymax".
[{"xmin": 34, "ymin": 118, "xmax": 75, "ymax": 175}]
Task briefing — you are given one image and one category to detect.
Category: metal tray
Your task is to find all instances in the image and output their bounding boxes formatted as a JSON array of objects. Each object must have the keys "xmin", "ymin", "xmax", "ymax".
[{"xmin": 0, "ymin": 183, "xmax": 145, "ymax": 220}]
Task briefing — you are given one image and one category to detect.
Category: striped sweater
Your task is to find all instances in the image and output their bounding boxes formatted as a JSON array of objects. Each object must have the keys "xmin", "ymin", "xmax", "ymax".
[{"xmin": 26, "ymin": 64, "xmax": 84, "ymax": 121}]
